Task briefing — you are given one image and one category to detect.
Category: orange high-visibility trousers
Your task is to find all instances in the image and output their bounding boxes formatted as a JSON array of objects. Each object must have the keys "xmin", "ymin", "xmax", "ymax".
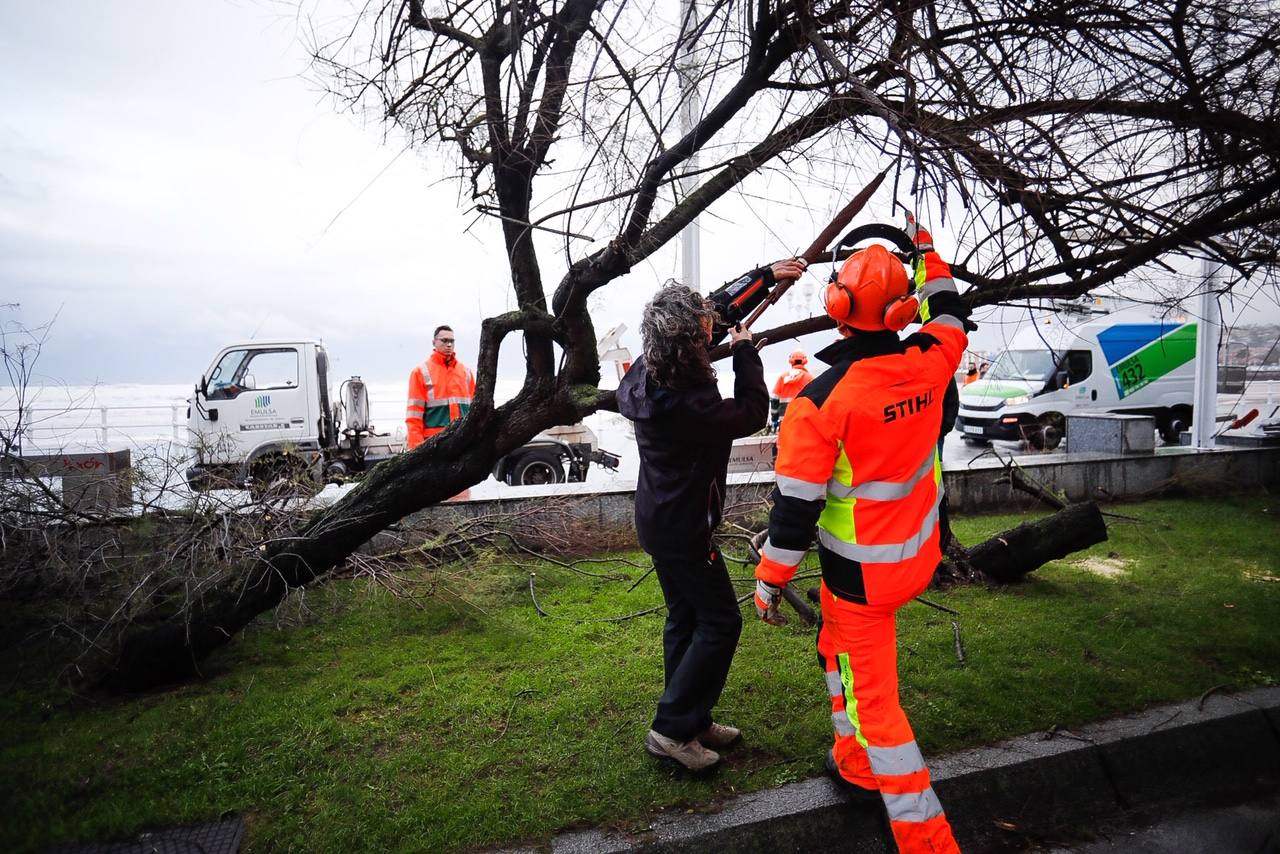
[{"xmin": 817, "ymin": 582, "xmax": 960, "ymax": 853}]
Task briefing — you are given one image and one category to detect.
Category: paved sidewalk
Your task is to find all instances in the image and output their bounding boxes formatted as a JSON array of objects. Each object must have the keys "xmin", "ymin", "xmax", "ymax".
[{"xmin": 517, "ymin": 685, "xmax": 1280, "ymax": 853}]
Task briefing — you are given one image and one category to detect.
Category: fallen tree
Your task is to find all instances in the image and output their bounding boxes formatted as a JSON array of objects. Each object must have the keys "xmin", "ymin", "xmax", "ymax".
[{"xmin": 100, "ymin": 0, "xmax": 1280, "ymax": 689}]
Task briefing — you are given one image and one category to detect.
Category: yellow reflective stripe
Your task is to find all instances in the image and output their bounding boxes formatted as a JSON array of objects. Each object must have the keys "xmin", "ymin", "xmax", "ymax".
[
  {"xmin": 836, "ymin": 653, "xmax": 869, "ymax": 749},
  {"xmin": 883, "ymin": 787, "xmax": 944, "ymax": 823},
  {"xmin": 830, "ymin": 441, "xmax": 853, "ymax": 489},
  {"xmin": 819, "ymin": 494, "xmax": 856, "ymax": 545}
]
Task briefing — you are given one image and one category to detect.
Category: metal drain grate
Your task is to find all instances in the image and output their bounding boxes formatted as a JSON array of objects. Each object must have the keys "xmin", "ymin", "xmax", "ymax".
[{"xmin": 47, "ymin": 814, "xmax": 244, "ymax": 854}]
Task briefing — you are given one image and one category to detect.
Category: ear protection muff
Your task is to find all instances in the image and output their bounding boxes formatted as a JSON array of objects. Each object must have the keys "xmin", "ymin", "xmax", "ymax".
[
  {"xmin": 825, "ymin": 223, "xmax": 921, "ymax": 330},
  {"xmin": 822, "ymin": 275, "xmax": 856, "ymax": 323}
]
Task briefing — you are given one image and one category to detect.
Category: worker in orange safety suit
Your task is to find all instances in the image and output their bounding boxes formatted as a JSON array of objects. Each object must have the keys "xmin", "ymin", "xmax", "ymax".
[
  {"xmin": 753, "ymin": 216, "xmax": 974, "ymax": 854},
  {"xmin": 406, "ymin": 325, "xmax": 476, "ymax": 497},
  {"xmin": 770, "ymin": 350, "xmax": 815, "ymax": 432}
]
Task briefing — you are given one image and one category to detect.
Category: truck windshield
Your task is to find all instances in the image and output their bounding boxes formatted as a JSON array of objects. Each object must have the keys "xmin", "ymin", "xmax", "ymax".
[{"xmin": 985, "ymin": 349, "xmax": 1057, "ymax": 383}]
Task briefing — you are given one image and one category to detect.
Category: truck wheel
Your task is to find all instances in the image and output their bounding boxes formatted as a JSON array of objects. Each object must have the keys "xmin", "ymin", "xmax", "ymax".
[
  {"xmin": 508, "ymin": 449, "xmax": 565, "ymax": 486},
  {"xmin": 249, "ymin": 455, "xmax": 321, "ymax": 500}
]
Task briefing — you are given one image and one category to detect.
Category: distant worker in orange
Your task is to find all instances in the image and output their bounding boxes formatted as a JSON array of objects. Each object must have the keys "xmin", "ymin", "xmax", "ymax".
[
  {"xmin": 770, "ymin": 350, "xmax": 815, "ymax": 432},
  {"xmin": 753, "ymin": 215, "xmax": 974, "ymax": 854},
  {"xmin": 963, "ymin": 360, "xmax": 980, "ymax": 385},
  {"xmin": 406, "ymin": 325, "xmax": 476, "ymax": 498}
]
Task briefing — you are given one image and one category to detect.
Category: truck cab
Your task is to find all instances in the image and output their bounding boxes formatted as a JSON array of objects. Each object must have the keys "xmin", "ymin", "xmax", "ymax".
[
  {"xmin": 186, "ymin": 340, "xmax": 335, "ymax": 492},
  {"xmin": 957, "ymin": 310, "xmax": 1197, "ymax": 450}
]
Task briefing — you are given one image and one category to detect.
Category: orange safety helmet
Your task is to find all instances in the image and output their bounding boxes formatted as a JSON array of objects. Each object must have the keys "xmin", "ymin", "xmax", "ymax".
[
  {"xmin": 823, "ymin": 244, "xmax": 918, "ymax": 332},
  {"xmin": 789, "ymin": 349, "xmax": 808, "ymax": 367}
]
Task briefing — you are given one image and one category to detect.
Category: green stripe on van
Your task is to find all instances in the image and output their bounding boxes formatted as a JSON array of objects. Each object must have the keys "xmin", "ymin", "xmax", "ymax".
[{"xmin": 1109, "ymin": 323, "xmax": 1197, "ymax": 399}]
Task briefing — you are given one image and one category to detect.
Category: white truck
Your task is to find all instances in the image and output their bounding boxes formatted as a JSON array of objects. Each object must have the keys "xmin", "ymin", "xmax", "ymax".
[
  {"xmin": 956, "ymin": 308, "xmax": 1197, "ymax": 450},
  {"xmin": 184, "ymin": 339, "xmax": 620, "ymax": 494}
]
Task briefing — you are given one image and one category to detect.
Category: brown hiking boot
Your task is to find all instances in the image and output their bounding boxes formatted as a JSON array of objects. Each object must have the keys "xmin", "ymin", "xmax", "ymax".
[
  {"xmin": 697, "ymin": 722, "xmax": 742, "ymax": 749},
  {"xmin": 645, "ymin": 729, "xmax": 722, "ymax": 771}
]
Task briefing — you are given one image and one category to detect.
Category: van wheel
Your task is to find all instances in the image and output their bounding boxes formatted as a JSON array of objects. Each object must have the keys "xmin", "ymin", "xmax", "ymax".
[
  {"xmin": 1160, "ymin": 406, "xmax": 1192, "ymax": 444},
  {"xmin": 507, "ymin": 449, "xmax": 565, "ymax": 486},
  {"xmin": 1030, "ymin": 413, "xmax": 1064, "ymax": 451}
]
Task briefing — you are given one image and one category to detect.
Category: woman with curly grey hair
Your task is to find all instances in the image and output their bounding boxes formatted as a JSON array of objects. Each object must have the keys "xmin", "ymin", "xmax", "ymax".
[{"xmin": 617, "ymin": 258, "xmax": 806, "ymax": 771}]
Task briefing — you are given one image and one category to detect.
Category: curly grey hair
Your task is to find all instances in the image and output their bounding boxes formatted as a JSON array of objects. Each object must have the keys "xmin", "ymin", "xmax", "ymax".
[{"xmin": 641, "ymin": 283, "xmax": 717, "ymax": 389}]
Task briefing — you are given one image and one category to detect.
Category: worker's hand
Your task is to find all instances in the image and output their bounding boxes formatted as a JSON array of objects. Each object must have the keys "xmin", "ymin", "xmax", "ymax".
[
  {"xmin": 729, "ymin": 323, "xmax": 753, "ymax": 346},
  {"xmin": 770, "ymin": 257, "xmax": 807, "ymax": 283},
  {"xmin": 903, "ymin": 211, "xmax": 933, "ymax": 250},
  {"xmin": 755, "ymin": 579, "xmax": 788, "ymax": 626}
]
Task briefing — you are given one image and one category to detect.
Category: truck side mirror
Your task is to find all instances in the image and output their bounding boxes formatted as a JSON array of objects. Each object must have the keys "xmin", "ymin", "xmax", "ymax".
[
  {"xmin": 1055, "ymin": 370, "xmax": 1069, "ymax": 389},
  {"xmin": 242, "ymin": 374, "xmax": 257, "ymax": 391},
  {"xmin": 199, "ymin": 375, "xmax": 208, "ymax": 396}
]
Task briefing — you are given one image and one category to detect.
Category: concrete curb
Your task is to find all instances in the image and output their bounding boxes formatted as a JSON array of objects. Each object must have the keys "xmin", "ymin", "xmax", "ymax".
[{"xmin": 526, "ymin": 686, "xmax": 1280, "ymax": 853}]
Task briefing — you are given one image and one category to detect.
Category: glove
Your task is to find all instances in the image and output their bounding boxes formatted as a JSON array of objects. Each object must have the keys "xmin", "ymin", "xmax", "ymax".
[{"xmin": 755, "ymin": 579, "xmax": 788, "ymax": 626}]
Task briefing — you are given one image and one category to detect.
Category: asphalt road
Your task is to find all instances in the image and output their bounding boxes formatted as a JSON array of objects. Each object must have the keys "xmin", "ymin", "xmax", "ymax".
[{"xmin": 1040, "ymin": 792, "xmax": 1280, "ymax": 853}]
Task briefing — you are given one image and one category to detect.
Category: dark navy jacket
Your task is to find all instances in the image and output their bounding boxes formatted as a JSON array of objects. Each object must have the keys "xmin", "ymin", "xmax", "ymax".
[{"xmin": 617, "ymin": 341, "xmax": 768, "ymax": 561}]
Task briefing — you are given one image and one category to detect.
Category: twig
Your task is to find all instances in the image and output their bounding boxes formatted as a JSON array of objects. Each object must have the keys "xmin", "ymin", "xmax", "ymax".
[
  {"xmin": 527, "ymin": 573, "xmax": 665, "ymax": 623},
  {"xmin": 493, "ymin": 688, "xmax": 536, "ymax": 741},
  {"xmin": 626, "ymin": 566, "xmax": 655, "ymax": 592},
  {"xmin": 1198, "ymin": 683, "xmax": 1228, "ymax": 711},
  {"xmin": 952, "ymin": 620, "xmax": 967, "ymax": 666}
]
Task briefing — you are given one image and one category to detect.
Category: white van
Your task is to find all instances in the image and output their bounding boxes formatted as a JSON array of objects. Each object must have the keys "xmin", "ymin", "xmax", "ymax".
[{"xmin": 956, "ymin": 309, "xmax": 1197, "ymax": 450}]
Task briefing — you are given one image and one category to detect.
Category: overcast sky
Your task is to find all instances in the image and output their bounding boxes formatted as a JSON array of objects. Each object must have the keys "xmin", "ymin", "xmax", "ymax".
[{"xmin": 4, "ymin": 1, "xmax": 1277, "ymax": 391}]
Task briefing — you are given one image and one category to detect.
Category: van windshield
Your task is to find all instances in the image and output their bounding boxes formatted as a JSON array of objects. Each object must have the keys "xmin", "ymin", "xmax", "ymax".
[{"xmin": 985, "ymin": 349, "xmax": 1057, "ymax": 383}]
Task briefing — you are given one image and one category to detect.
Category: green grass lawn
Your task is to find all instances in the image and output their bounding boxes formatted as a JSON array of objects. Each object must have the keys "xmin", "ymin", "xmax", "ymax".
[{"xmin": 3, "ymin": 496, "xmax": 1278, "ymax": 852}]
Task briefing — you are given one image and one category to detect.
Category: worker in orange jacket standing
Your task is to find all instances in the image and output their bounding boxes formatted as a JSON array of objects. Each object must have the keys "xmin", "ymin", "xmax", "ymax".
[
  {"xmin": 405, "ymin": 325, "xmax": 475, "ymax": 449},
  {"xmin": 406, "ymin": 324, "xmax": 476, "ymax": 497},
  {"xmin": 770, "ymin": 350, "xmax": 815, "ymax": 432},
  {"xmin": 754, "ymin": 216, "xmax": 972, "ymax": 854}
]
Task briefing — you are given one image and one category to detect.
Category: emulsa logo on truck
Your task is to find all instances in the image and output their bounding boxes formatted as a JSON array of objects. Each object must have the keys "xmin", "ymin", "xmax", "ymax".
[{"xmin": 956, "ymin": 306, "xmax": 1197, "ymax": 451}]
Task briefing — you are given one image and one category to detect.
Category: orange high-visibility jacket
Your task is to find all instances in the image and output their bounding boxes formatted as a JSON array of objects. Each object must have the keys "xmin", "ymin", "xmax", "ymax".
[
  {"xmin": 405, "ymin": 351, "xmax": 476, "ymax": 449},
  {"xmin": 772, "ymin": 367, "xmax": 815, "ymax": 402},
  {"xmin": 756, "ymin": 253, "xmax": 967, "ymax": 605}
]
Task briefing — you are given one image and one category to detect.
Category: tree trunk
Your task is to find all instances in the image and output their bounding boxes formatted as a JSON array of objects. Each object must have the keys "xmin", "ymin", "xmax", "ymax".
[{"xmin": 963, "ymin": 501, "xmax": 1109, "ymax": 584}]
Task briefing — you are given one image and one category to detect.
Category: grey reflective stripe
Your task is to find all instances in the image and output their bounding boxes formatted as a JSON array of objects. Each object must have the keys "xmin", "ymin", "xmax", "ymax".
[
  {"xmin": 830, "ymin": 452, "xmax": 935, "ymax": 502},
  {"xmin": 825, "ymin": 669, "xmax": 844, "ymax": 697},
  {"xmin": 832, "ymin": 710, "xmax": 857, "ymax": 737},
  {"xmin": 917, "ymin": 277, "xmax": 956, "ymax": 299},
  {"xmin": 419, "ymin": 362, "xmax": 433, "ymax": 396},
  {"xmin": 776, "ymin": 474, "xmax": 826, "ymax": 501},
  {"xmin": 762, "ymin": 538, "xmax": 806, "ymax": 567},
  {"xmin": 406, "ymin": 398, "xmax": 427, "ymax": 407},
  {"xmin": 925, "ymin": 314, "xmax": 964, "ymax": 330},
  {"xmin": 425, "ymin": 397, "xmax": 472, "ymax": 409},
  {"xmin": 882, "ymin": 787, "xmax": 944, "ymax": 823},
  {"xmin": 867, "ymin": 741, "xmax": 927, "ymax": 777},
  {"xmin": 818, "ymin": 496, "xmax": 940, "ymax": 563}
]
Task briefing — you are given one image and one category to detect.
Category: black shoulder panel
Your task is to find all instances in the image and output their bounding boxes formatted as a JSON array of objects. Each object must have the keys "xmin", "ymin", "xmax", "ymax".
[
  {"xmin": 796, "ymin": 360, "xmax": 850, "ymax": 409},
  {"xmin": 902, "ymin": 331, "xmax": 940, "ymax": 352}
]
